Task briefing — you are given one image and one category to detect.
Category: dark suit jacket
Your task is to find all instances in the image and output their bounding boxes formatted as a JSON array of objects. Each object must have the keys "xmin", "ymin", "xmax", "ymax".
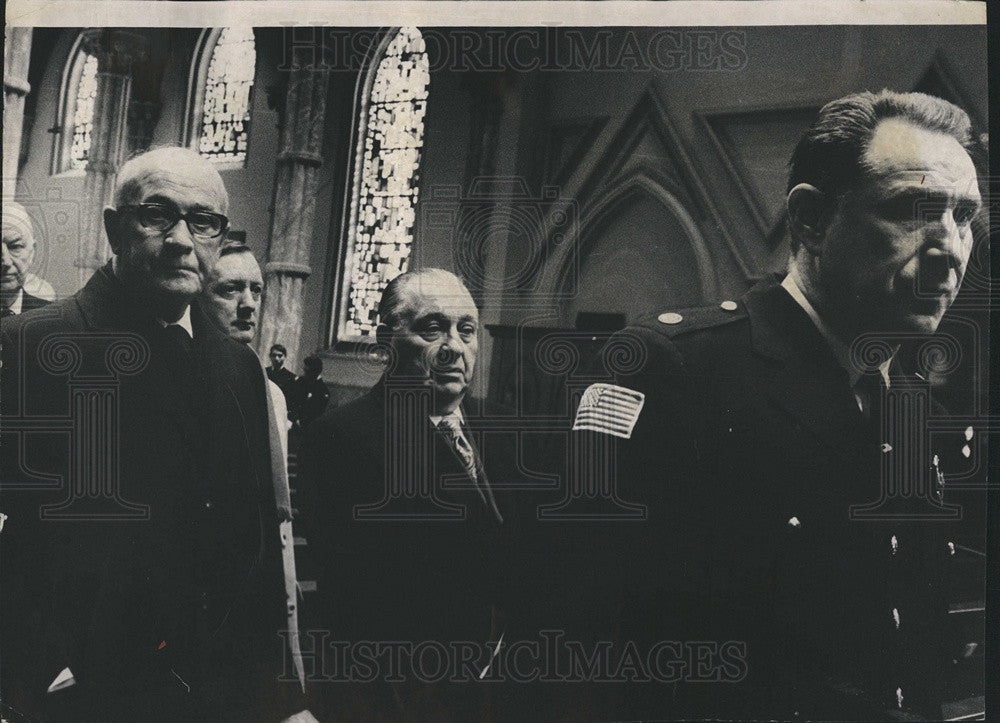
[
  {"xmin": 578, "ymin": 276, "xmax": 978, "ymax": 719},
  {"xmin": 267, "ymin": 366, "xmax": 297, "ymax": 403},
  {"xmin": 1, "ymin": 289, "xmax": 48, "ymax": 316},
  {"xmin": 299, "ymin": 380, "xmax": 525, "ymax": 719},
  {"xmin": 287, "ymin": 376, "xmax": 329, "ymax": 429},
  {"xmin": 20, "ymin": 290, "xmax": 50, "ymax": 313},
  {"xmin": 1, "ymin": 263, "xmax": 301, "ymax": 721}
]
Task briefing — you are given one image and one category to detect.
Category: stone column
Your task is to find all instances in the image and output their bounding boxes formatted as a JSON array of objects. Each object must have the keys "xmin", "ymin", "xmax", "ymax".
[
  {"xmin": 3, "ymin": 27, "xmax": 33, "ymax": 189},
  {"xmin": 75, "ymin": 29, "xmax": 148, "ymax": 287},
  {"xmin": 257, "ymin": 49, "xmax": 329, "ymax": 369}
]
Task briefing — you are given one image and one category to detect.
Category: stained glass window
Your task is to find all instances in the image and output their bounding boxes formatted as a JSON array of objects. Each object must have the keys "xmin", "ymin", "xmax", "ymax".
[
  {"xmin": 341, "ymin": 27, "xmax": 429, "ymax": 340},
  {"xmin": 69, "ymin": 53, "xmax": 98, "ymax": 170},
  {"xmin": 199, "ymin": 27, "xmax": 255, "ymax": 163}
]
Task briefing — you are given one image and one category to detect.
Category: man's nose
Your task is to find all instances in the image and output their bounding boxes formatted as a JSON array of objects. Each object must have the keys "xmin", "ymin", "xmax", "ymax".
[
  {"xmin": 923, "ymin": 209, "xmax": 966, "ymax": 268},
  {"xmin": 237, "ymin": 288, "xmax": 257, "ymax": 311},
  {"xmin": 436, "ymin": 338, "xmax": 460, "ymax": 365},
  {"xmin": 1, "ymin": 243, "xmax": 11, "ymax": 268},
  {"xmin": 163, "ymin": 219, "xmax": 196, "ymax": 251}
]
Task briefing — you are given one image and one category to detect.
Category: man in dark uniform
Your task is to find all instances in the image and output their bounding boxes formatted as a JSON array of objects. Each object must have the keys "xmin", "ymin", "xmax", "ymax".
[
  {"xmin": 267, "ymin": 343, "xmax": 297, "ymax": 404},
  {"xmin": 1, "ymin": 148, "xmax": 310, "ymax": 721},
  {"xmin": 576, "ymin": 91, "xmax": 984, "ymax": 719},
  {"xmin": 299, "ymin": 268, "xmax": 522, "ymax": 720}
]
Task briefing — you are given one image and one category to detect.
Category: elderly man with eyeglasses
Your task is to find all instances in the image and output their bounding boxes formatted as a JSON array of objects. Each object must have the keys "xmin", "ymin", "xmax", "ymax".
[{"xmin": 1, "ymin": 147, "xmax": 314, "ymax": 721}]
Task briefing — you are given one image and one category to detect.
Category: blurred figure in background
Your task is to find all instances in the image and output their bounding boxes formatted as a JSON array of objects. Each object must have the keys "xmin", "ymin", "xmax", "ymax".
[
  {"xmin": 288, "ymin": 355, "xmax": 329, "ymax": 431},
  {"xmin": 267, "ymin": 343, "xmax": 297, "ymax": 406}
]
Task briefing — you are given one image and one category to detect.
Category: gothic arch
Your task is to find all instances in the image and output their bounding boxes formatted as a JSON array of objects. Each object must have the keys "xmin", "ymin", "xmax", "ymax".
[
  {"xmin": 183, "ymin": 27, "xmax": 256, "ymax": 164},
  {"xmin": 332, "ymin": 27, "xmax": 430, "ymax": 344},
  {"xmin": 574, "ymin": 172, "xmax": 714, "ymax": 294},
  {"xmin": 557, "ymin": 171, "xmax": 715, "ymax": 326},
  {"xmin": 528, "ymin": 86, "xmax": 735, "ymax": 320},
  {"xmin": 51, "ymin": 31, "xmax": 97, "ymax": 174}
]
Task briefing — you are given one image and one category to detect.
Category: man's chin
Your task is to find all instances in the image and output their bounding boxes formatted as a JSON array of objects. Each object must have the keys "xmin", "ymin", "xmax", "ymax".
[
  {"xmin": 895, "ymin": 310, "xmax": 946, "ymax": 335},
  {"xmin": 431, "ymin": 380, "xmax": 468, "ymax": 401},
  {"xmin": 152, "ymin": 278, "xmax": 200, "ymax": 298}
]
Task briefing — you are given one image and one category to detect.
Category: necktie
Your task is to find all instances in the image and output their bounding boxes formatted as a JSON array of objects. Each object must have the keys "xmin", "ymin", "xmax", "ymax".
[
  {"xmin": 1, "ymin": 306, "xmax": 13, "ymax": 317},
  {"xmin": 437, "ymin": 416, "xmax": 503, "ymax": 524}
]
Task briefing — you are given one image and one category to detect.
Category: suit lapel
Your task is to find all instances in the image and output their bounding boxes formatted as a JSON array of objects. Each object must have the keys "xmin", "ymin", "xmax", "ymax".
[
  {"xmin": 191, "ymin": 302, "xmax": 268, "ymax": 494},
  {"xmin": 457, "ymin": 402, "xmax": 505, "ymax": 525},
  {"xmin": 458, "ymin": 403, "xmax": 492, "ymax": 490},
  {"xmin": 745, "ymin": 279, "xmax": 862, "ymax": 457},
  {"xmin": 74, "ymin": 265, "xmax": 192, "ymax": 439}
]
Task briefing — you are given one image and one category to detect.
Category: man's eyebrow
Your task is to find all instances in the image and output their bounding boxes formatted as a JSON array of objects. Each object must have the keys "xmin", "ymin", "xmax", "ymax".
[
  {"xmin": 413, "ymin": 309, "xmax": 445, "ymax": 321},
  {"xmin": 876, "ymin": 184, "xmax": 975, "ymax": 202},
  {"xmin": 142, "ymin": 194, "xmax": 215, "ymax": 212}
]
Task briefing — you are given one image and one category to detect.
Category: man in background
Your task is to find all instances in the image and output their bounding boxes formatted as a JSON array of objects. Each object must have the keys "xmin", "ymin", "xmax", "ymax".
[
  {"xmin": 200, "ymin": 242, "xmax": 305, "ymax": 690},
  {"xmin": 2, "ymin": 201, "xmax": 49, "ymax": 315},
  {"xmin": 288, "ymin": 355, "xmax": 329, "ymax": 430},
  {"xmin": 267, "ymin": 343, "xmax": 297, "ymax": 405}
]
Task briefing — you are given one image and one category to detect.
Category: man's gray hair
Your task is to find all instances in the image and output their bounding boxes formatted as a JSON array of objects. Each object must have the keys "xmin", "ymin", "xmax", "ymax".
[{"xmin": 113, "ymin": 146, "xmax": 228, "ymax": 212}]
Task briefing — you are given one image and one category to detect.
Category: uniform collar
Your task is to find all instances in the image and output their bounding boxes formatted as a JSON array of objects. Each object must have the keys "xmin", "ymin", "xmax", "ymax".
[{"xmin": 781, "ymin": 271, "xmax": 892, "ymax": 388}]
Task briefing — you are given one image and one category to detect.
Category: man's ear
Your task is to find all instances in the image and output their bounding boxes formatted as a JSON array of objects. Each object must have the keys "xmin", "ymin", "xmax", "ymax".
[
  {"xmin": 787, "ymin": 183, "xmax": 832, "ymax": 255},
  {"xmin": 103, "ymin": 207, "xmax": 122, "ymax": 255}
]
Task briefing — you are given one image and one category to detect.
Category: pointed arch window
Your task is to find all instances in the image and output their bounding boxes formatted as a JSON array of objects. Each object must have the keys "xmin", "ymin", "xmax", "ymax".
[
  {"xmin": 53, "ymin": 34, "xmax": 98, "ymax": 174},
  {"xmin": 335, "ymin": 27, "xmax": 430, "ymax": 343},
  {"xmin": 186, "ymin": 27, "xmax": 256, "ymax": 165}
]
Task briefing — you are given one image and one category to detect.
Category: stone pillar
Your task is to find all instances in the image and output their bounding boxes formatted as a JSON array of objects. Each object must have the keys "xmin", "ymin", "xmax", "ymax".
[
  {"xmin": 75, "ymin": 29, "xmax": 148, "ymax": 287},
  {"xmin": 257, "ymin": 49, "xmax": 329, "ymax": 369},
  {"xmin": 3, "ymin": 27, "xmax": 33, "ymax": 189}
]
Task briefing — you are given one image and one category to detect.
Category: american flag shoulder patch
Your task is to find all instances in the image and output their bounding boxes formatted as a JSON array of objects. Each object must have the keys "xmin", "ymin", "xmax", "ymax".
[{"xmin": 572, "ymin": 383, "xmax": 646, "ymax": 439}]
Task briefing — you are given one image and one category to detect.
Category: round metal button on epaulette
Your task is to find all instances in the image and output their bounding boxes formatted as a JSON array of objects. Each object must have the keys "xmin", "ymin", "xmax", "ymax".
[
  {"xmin": 720, "ymin": 300, "xmax": 738, "ymax": 311},
  {"xmin": 658, "ymin": 312, "xmax": 683, "ymax": 325}
]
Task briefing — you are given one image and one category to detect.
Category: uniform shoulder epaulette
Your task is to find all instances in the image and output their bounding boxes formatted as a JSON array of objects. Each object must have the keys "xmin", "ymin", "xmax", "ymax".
[{"xmin": 636, "ymin": 299, "xmax": 747, "ymax": 339}]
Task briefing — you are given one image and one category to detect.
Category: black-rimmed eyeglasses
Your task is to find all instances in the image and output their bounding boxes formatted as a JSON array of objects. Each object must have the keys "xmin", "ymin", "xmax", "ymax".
[{"xmin": 116, "ymin": 203, "xmax": 229, "ymax": 240}]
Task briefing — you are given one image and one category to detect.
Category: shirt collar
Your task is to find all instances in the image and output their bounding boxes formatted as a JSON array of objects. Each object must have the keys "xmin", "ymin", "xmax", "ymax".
[
  {"xmin": 4, "ymin": 288, "xmax": 24, "ymax": 315},
  {"xmin": 156, "ymin": 306, "xmax": 194, "ymax": 338},
  {"xmin": 781, "ymin": 271, "xmax": 891, "ymax": 388},
  {"xmin": 112, "ymin": 257, "xmax": 194, "ymax": 338}
]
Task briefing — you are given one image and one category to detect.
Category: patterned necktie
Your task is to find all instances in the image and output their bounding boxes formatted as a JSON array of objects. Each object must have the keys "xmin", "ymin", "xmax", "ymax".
[
  {"xmin": 438, "ymin": 416, "xmax": 480, "ymax": 483},
  {"xmin": 437, "ymin": 416, "xmax": 503, "ymax": 524}
]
